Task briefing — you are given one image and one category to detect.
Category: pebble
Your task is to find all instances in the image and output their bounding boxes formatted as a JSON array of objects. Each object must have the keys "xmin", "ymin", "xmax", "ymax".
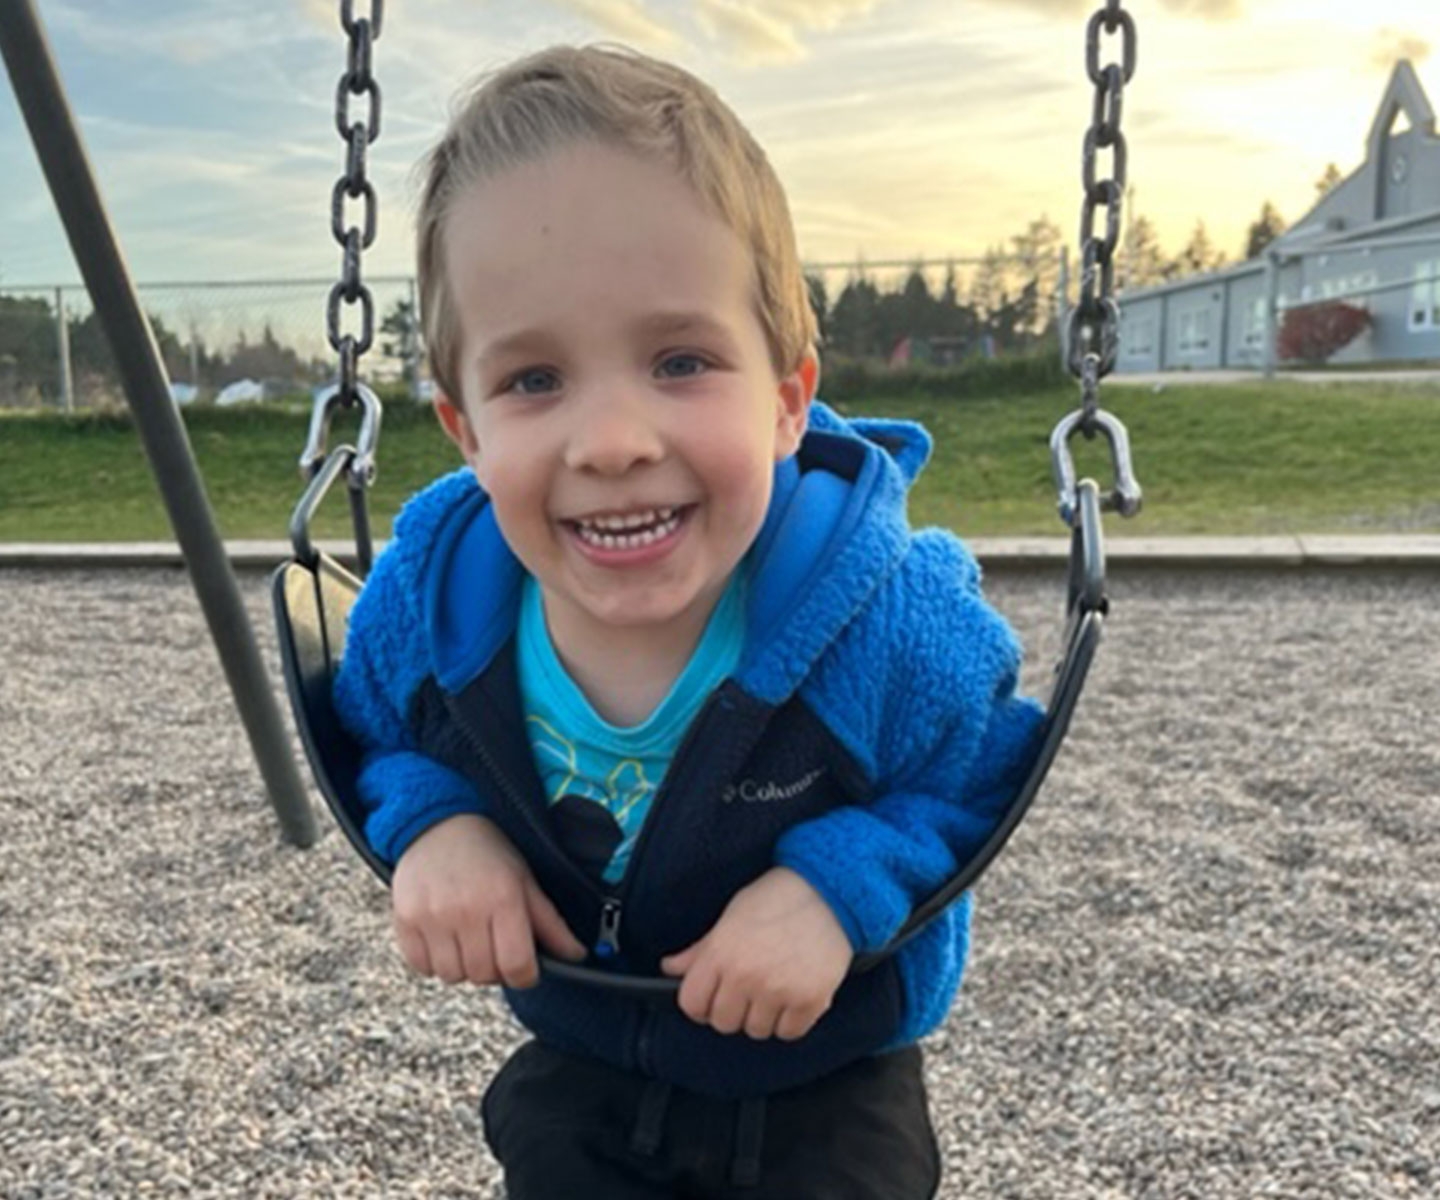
[{"xmin": 1, "ymin": 566, "xmax": 1436, "ymax": 1197}]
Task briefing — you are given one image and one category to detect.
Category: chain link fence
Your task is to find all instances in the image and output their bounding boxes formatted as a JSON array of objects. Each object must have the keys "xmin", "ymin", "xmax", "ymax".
[
  {"xmin": 1, "ymin": 254, "xmax": 1071, "ymax": 411},
  {"xmin": 0, "ymin": 276, "xmax": 419, "ymax": 411}
]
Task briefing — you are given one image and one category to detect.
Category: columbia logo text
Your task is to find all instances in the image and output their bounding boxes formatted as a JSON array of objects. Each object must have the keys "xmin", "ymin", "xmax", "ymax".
[{"xmin": 721, "ymin": 769, "xmax": 824, "ymax": 805}]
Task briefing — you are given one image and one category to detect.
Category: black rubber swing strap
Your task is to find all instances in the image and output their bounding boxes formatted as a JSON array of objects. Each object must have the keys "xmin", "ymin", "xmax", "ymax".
[
  {"xmin": 537, "ymin": 540, "xmax": 1104, "ymax": 992},
  {"xmin": 535, "ymin": 478, "xmax": 1111, "ymax": 992}
]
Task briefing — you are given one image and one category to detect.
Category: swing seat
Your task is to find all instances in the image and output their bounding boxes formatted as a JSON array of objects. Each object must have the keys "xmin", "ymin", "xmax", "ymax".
[
  {"xmin": 273, "ymin": 548, "xmax": 390, "ymax": 883},
  {"xmin": 271, "ymin": 453, "xmax": 1108, "ymax": 990}
]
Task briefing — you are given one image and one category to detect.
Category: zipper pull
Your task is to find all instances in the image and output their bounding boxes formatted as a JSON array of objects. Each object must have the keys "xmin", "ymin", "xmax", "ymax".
[{"xmin": 595, "ymin": 898, "xmax": 622, "ymax": 959}]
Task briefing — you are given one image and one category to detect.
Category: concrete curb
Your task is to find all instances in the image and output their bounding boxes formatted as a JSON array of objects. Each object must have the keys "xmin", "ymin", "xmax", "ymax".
[{"xmin": 2, "ymin": 536, "xmax": 1439, "ymax": 571}]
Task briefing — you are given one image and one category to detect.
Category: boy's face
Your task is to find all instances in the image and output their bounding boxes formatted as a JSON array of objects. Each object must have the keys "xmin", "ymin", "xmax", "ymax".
[{"xmin": 436, "ymin": 141, "xmax": 816, "ymax": 652}]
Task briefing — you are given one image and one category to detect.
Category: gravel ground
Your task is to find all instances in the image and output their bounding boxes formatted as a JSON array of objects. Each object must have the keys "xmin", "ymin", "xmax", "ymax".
[{"xmin": 1, "ymin": 565, "xmax": 1436, "ymax": 1199}]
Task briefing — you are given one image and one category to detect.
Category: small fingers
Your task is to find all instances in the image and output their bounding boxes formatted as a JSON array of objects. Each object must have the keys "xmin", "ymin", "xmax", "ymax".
[
  {"xmin": 426, "ymin": 931, "xmax": 467, "ymax": 985},
  {"xmin": 742, "ymin": 1002, "xmax": 780, "ymax": 1041},
  {"xmin": 458, "ymin": 928, "xmax": 498, "ymax": 986},
  {"xmin": 776, "ymin": 1000, "xmax": 827, "ymax": 1042},
  {"xmin": 676, "ymin": 960, "xmax": 720, "ymax": 1028},
  {"xmin": 528, "ymin": 880, "xmax": 587, "ymax": 963},
  {"xmin": 707, "ymin": 982, "xmax": 749, "ymax": 1037},
  {"xmin": 394, "ymin": 921, "xmax": 433, "ymax": 978},
  {"xmin": 491, "ymin": 906, "xmax": 540, "ymax": 989}
]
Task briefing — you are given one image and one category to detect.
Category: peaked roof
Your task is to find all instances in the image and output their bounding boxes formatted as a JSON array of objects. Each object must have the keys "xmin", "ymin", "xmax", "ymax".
[{"xmin": 1367, "ymin": 60, "xmax": 1435, "ymax": 162}]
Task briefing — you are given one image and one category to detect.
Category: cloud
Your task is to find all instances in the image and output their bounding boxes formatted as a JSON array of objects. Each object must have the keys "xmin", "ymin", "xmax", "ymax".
[
  {"xmin": 693, "ymin": 0, "xmax": 894, "ymax": 64},
  {"xmin": 993, "ymin": 0, "xmax": 1245, "ymax": 18},
  {"xmin": 299, "ymin": 0, "xmax": 338, "ymax": 33},
  {"xmin": 1156, "ymin": 0, "xmax": 1245, "ymax": 16},
  {"xmin": 546, "ymin": 0, "xmax": 683, "ymax": 49},
  {"xmin": 758, "ymin": 0, "xmax": 887, "ymax": 30},
  {"xmin": 534, "ymin": 0, "xmax": 894, "ymax": 65},
  {"xmin": 1371, "ymin": 28, "xmax": 1431, "ymax": 72},
  {"xmin": 696, "ymin": 0, "xmax": 806, "ymax": 62}
]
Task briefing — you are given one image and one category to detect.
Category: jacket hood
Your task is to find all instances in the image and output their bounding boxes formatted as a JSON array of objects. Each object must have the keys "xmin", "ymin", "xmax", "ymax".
[{"xmin": 420, "ymin": 400, "xmax": 932, "ymax": 700}]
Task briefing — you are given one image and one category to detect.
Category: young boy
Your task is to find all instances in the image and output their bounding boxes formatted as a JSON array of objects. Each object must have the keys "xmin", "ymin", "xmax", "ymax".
[{"xmin": 335, "ymin": 44, "xmax": 1042, "ymax": 1198}]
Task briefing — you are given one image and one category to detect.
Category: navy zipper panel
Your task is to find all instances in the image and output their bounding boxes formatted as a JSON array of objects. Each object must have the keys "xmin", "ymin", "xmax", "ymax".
[
  {"xmin": 440, "ymin": 686, "xmax": 627, "ymax": 960},
  {"xmin": 444, "ymin": 667, "xmax": 772, "ymax": 966},
  {"xmin": 614, "ymin": 683, "xmax": 776, "ymax": 961},
  {"xmin": 442, "ymin": 688, "xmax": 598, "ymax": 896},
  {"xmin": 635, "ymin": 1005, "xmax": 656, "ymax": 1075},
  {"xmin": 611, "ymin": 690, "xmax": 727, "ymax": 904}
]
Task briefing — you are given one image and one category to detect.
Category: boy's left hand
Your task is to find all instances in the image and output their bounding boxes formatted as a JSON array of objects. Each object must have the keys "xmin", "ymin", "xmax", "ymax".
[{"xmin": 660, "ymin": 867, "xmax": 852, "ymax": 1041}]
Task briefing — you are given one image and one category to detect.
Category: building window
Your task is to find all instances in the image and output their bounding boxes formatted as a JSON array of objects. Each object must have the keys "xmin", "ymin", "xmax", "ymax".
[
  {"xmin": 1178, "ymin": 309, "xmax": 1212, "ymax": 354},
  {"xmin": 1123, "ymin": 316, "xmax": 1155, "ymax": 358},
  {"xmin": 1411, "ymin": 260, "xmax": 1439, "ymax": 331},
  {"xmin": 1244, "ymin": 298, "xmax": 1267, "ymax": 347}
]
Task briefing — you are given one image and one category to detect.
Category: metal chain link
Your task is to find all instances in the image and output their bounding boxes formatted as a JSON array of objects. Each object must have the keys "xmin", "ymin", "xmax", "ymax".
[
  {"xmin": 290, "ymin": 0, "xmax": 385, "ymax": 574},
  {"xmin": 1068, "ymin": 0, "xmax": 1136, "ymax": 421},
  {"xmin": 1052, "ymin": 0, "xmax": 1142, "ymax": 527},
  {"xmin": 326, "ymin": 0, "xmax": 383, "ymax": 408}
]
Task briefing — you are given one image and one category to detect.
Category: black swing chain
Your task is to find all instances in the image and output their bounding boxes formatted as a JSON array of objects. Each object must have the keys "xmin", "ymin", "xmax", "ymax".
[
  {"xmin": 1052, "ymin": 0, "xmax": 1142, "ymax": 528},
  {"xmin": 289, "ymin": 0, "xmax": 385, "ymax": 574},
  {"xmin": 328, "ymin": 0, "xmax": 383, "ymax": 407},
  {"xmin": 1070, "ymin": 0, "xmax": 1134, "ymax": 418}
]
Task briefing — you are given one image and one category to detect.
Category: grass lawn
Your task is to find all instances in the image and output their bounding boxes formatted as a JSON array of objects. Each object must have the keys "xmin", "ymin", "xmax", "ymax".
[{"xmin": 0, "ymin": 379, "xmax": 1437, "ymax": 541}]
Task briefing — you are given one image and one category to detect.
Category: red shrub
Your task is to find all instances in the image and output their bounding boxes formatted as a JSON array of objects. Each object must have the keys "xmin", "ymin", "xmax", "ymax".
[{"xmin": 1276, "ymin": 301, "xmax": 1372, "ymax": 364}]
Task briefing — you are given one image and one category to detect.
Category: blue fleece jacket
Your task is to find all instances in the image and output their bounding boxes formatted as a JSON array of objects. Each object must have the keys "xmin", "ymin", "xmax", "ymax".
[{"xmin": 334, "ymin": 400, "xmax": 1043, "ymax": 1098}]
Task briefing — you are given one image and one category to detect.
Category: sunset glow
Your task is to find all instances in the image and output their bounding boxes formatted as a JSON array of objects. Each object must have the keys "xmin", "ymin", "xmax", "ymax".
[{"xmin": 0, "ymin": 0, "xmax": 1433, "ymax": 286}]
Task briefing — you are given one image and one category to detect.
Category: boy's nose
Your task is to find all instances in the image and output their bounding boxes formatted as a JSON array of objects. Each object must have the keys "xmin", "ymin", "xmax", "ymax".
[{"xmin": 563, "ymin": 390, "xmax": 664, "ymax": 475}]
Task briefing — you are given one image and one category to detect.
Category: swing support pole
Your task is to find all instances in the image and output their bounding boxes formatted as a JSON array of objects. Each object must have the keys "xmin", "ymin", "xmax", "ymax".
[{"xmin": 0, "ymin": 0, "xmax": 318, "ymax": 848}]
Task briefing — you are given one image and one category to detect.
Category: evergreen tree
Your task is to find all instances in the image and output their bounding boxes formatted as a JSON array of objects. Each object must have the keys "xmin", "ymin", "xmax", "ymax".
[
  {"xmin": 805, "ymin": 273, "xmax": 829, "ymax": 345},
  {"xmin": 0, "ymin": 295, "xmax": 57, "ymax": 398},
  {"xmin": 1244, "ymin": 201, "xmax": 1286, "ymax": 260},
  {"xmin": 1314, "ymin": 162, "xmax": 1343, "ymax": 200},
  {"xmin": 828, "ymin": 273, "xmax": 882, "ymax": 358},
  {"xmin": 896, "ymin": 266, "xmax": 934, "ymax": 340},
  {"xmin": 1119, "ymin": 213, "xmax": 1170, "ymax": 289},
  {"xmin": 380, "ymin": 297, "xmax": 421, "ymax": 389},
  {"xmin": 969, "ymin": 246, "xmax": 1012, "ymax": 328},
  {"xmin": 1175, "ymin": 220, "xmax": 1227, "ymax": 277},
  {"xmin": 1010, "ymin": 216, "xmax": 1063, "ymax": 335}
]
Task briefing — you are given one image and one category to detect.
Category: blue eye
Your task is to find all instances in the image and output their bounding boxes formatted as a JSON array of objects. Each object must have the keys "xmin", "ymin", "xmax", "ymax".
[
  {"xmin": 656, "ymin": 353, "xmax": 708, "ymax": 379},
  {"xmin": 506, "ymin": 367, "xmax": 560, "ymax": 395}
]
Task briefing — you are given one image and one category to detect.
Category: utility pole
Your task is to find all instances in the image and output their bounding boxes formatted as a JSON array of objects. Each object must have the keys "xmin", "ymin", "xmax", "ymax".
[
  {"xmin": 54, "ymin": 286, "xmax": 73, "ymax": 412},
  {"xmin": 1263, "ymin": 251, "xmax": 1281, "ymax": 380}
]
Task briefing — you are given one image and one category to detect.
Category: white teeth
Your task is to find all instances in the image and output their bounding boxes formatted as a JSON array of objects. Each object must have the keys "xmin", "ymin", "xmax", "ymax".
[
  {"xmin": 573, "ymin": 508, "xmax": 683, "ymax": 550},
  {"xmin": 577, "ymin": 507, "xmax": 676, "ymax": 533}
]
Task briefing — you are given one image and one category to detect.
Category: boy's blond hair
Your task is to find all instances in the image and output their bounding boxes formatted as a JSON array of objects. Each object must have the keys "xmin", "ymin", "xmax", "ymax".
[{"xmin": 416, "ymin": 44, "xmax": 817, "ymax": 402}]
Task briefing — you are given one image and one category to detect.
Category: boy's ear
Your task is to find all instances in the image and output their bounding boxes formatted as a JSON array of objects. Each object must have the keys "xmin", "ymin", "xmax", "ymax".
[
  {"xmin": 434, "ymin": 392, "xmax": 481, "ymax": 466},
  {"xmin": 774, "ymin": 347, "xmax": 819, "ymax": 459}
]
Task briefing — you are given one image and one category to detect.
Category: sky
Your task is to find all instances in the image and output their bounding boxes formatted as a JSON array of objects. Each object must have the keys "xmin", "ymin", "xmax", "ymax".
[{"xmin": 0, "ymin": 0, "xmax": 1435, "ymax": 291}]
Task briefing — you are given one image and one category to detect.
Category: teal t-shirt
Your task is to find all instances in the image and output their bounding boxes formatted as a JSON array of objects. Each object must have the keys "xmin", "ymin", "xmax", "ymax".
[{"xmin": 516, "ymin": 572, "xmax": 746, "ymax": 885}]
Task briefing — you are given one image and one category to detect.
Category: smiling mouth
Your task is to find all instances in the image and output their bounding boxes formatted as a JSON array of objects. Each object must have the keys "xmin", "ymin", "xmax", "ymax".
[{"xmin": 567, "ymin": 505, "xmax": 689, "ymax": 550}]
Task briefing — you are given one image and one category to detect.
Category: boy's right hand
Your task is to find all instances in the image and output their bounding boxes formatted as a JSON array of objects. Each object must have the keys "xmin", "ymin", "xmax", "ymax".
[{"xmin": 391, "ymin": 814, "xmax": 586, "ymax": 989}]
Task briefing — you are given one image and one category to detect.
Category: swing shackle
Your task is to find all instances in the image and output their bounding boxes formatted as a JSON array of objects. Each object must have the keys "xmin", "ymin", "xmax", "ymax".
[
  {"xmin": 300, "ymin": 380, "xmax": 382, "ymax": 488},
  {"xmin": 289, "ymin": 442, "xmax": 377, "ymax": 576},
  {"xmin": 1049, "ymin": 406, "xmax": 1142, "ymax": 527},
  {"xmin": 1067, "ymin": 479, "xmax": 1107, "ymax": 617}
]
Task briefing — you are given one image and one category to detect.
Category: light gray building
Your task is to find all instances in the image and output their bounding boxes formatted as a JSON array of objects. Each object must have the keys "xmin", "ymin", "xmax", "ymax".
[{"xmin": 1115, "ymin": 61, "xmax": 1440, "ymax": 374}]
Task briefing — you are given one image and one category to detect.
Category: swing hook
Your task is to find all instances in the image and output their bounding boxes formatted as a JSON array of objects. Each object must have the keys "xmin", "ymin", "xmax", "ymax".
[
  {"xmin": 300, "ymin": 380, "xmax": 383, "ymax": 488},
  {"xmin": 294, "ymin": 381, "xmax": 383, "ymax": 576},
  {"xmin": 1049, "ymin": 404, "xmax": 1142, "ymax": 528}
]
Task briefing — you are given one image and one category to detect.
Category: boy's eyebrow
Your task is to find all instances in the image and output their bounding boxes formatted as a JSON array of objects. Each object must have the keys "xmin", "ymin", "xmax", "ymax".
[
  {"xmin": 473, "ymin": 329, "xmax": 552, "ymax": 372},
  {"xmin": 637, "ymin": 311, "xmax": 740, "ymax": 346},
  {"xmin": 473, "ymin": 312, "xmax": 742, "ymax": 372}
]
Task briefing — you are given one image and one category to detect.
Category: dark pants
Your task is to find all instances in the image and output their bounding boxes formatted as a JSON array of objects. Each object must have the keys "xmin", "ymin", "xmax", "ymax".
[{"xmin": 481, "ymin": 1040, "xmax": 940, "ymax": 1199}]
